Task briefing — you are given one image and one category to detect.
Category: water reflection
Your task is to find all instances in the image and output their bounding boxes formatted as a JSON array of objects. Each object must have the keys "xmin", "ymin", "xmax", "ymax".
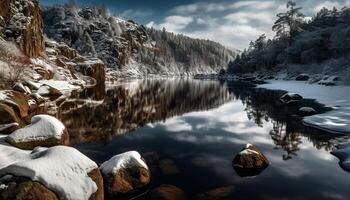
[
  {"xmin": 226, "ymin": 84, "xmax": 339, "ymax": 160},
  {"xmin": 55, "ymin": 79, "xmax": 231, "ymax": 143},
  {"xmin": 50, "ymin": 79, "xmax": 350, "ymax": 199}
]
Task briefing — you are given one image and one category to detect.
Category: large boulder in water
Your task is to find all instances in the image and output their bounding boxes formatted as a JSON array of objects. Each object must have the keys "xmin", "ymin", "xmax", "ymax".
[
  {"xmin": 100, "ymin": 151, "xmax": 151, "ymax": 196},
  {"xmin": 279, "ymin": 93, "xmax": 303, "ymax": 104},
  {"xmin": 232, "ymin": 144, "xmax": 269, "ymax": 177},
  {"xmin": 6, "ymin": 115, "xmax": 69, "ymax": 150}
]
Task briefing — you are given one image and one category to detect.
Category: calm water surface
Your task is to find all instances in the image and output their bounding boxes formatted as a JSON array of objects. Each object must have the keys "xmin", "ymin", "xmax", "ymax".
[{"xmin": 55, "ymin": 79, "xmax": 350, "ymax": 200}]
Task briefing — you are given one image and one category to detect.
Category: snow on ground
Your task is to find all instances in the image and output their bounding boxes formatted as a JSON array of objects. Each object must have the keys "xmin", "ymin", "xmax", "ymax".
[
  {"xmin": 259, "ymin": 80, "xmax": 350, "ymax": 134},
  {"xmin": 6, "ymin": 115, "xmax": 65, "ymax": 143},
  {"xmin": 0, "ymin": 137, "xmax": 98, "ymax": 200},
  {"xmin": 38, "ymin": 80, "xmax": 81, "ymax": 92},
  {"xmin": 100, "ymin": 151, "xmax": 148, "ymax": 175}
]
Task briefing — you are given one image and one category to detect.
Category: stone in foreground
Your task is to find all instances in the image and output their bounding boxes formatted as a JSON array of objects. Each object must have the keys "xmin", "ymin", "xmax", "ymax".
[
  {"xmin": 232, "ymin": 144, "xmax": 269, "ymax": 177},
  {"xmin": 0, "ymin": 145, "xmax": 103, "ymax": 200},
  {"xmin": 6, "ymin": 115, "xmax": 69, "ymax": 150},
  {"xmin": 149, "ymin": 184, "xmax": 187, "ymax": 200},
  {"xmin": 100, "ymin": 151, "xmax": 151, "ymax": 196}
]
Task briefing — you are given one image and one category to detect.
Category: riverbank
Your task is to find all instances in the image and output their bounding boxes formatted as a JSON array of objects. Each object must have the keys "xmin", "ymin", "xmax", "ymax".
[{"xmin": 258, "ymin": 80, "xmax": 350, "ymax": 135}]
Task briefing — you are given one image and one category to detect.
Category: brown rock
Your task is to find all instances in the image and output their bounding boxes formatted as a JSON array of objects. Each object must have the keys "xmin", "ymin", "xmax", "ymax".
[
  {"xmin": 88, "ymin": 168, "xmax": 104, "ymax": 200},
  {"xmin": 0, "ymin": 91, "xmax": 29, "ymax": 118},
  {"xmin": 57, "ymin": 44, "xmax": 78, "ymax": 59},
  {"xmin": 232, "ymin": 144, "xmax": 269, "ymax": 177},
  {"xmin": 149, "ymin": 185, "xmax": 187, "ymax": 200},
  {"xmin": 0, "ymin": 176, "xmax": 59, "ymax": 200},
  {"xmin": 35, "ymin": 68, "xmax": 52, "ymax": 80},
  {"xmin": 0, "ymin": 103, "xmax": 20, "ymax": 124},
  {"xmin": 104, "ymin": 166, "xmax": 151, "ymax": 195},
  {"xmin": 76, "ymin": 59, "xmax": 106, "ymax": 84}
]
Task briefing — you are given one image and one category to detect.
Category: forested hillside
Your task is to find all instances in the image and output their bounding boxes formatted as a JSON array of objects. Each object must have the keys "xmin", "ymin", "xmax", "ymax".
[
  {"xmin": 228, "ymin": 1, "xmax": 350, "ymax": 82},
  {"xmin": 42, "ymin": 5, "xmax": 236, "ymax": 77}
]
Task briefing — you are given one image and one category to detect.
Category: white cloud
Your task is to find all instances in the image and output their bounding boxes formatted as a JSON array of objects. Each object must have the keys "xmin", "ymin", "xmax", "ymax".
[
  {"xmin": 146, "ymin": 0, "xmax": 350, "ymax": 50},
  {"xmin": 121, "ymin": 9, "xmax": 153, "ymax": 18},
  {"xmin": 148, "ymin": 15, "xmax": 194, "ymax": 32}
]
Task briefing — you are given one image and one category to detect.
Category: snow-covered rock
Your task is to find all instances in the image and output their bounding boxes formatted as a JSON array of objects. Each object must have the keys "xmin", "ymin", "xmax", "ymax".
[
  {"xmin": 0, "ymin": 144, "xmax": 102, "ymax": 200},
  {"xmin": 13, "ymin": 82, "xmax": 31, "ymax": 94},
  {"xmin": 318, "ymin": 75, "xmax": 340, "ymax": 86},
  {"xmin": 279, "ymin": 93, "xmax": 303, "ymax": 104},
  {"xmin": 298, "ymin": 107, "xmax": 316, "ymax": 116},
  {"xmin": 232, "ymin": 144, "xmax": 269, "ymax": 177},
  {"xmin": 100, "ymin": 151, "xmax": 151, "ymax": 195},
  {"xmin": 6, "ymin": 115, "xmax": 69, "ymax": 150}
]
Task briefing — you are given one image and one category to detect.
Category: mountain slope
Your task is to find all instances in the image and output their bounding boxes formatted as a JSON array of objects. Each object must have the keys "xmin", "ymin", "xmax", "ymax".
[{"xmin": 42, "ymin": 5, "xmax": 236, "ymax": 77}]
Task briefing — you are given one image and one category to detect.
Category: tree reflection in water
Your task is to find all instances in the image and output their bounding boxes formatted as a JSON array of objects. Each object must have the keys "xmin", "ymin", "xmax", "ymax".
[
  {"xmin": 226, "ymin": 82, "xmax": 340, "ymax": 161},
  {"xmin": 54, "ymin": 79, "xmax": 231, "ymax": 144}
]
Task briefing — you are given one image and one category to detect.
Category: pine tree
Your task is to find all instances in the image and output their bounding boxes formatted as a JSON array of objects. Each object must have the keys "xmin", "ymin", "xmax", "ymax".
[{"xmin": 272, "ymin": 1, "xmax": 304, "ymax": 44}]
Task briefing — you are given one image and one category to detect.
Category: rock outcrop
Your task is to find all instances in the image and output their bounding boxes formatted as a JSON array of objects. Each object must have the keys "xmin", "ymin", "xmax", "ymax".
[{"xmin": 0, "ymin": 0, "xmax": 45, "ymax": 57}]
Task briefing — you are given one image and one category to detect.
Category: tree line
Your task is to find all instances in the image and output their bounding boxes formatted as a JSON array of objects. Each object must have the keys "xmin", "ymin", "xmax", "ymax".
[{"xmin": 228, "ymin": 1, "xmax": 350, "ymax": 74}]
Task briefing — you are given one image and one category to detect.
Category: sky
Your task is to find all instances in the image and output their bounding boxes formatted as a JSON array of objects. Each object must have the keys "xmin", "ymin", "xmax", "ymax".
[{"xmin": 40, "ymin": 0, "xmax": 350, "ymax": 50}]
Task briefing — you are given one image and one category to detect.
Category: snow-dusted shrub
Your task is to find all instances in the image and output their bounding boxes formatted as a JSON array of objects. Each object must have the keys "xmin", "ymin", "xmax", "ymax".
[{"xmin": 0, "ymin": 39, "xmax": 30, "ymax": 89}]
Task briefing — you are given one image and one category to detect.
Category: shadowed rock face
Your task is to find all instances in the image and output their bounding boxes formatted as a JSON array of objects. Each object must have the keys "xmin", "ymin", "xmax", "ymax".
[{"xmin": 0, "ymin": 0, "xmax": 45, "ymax": 57}]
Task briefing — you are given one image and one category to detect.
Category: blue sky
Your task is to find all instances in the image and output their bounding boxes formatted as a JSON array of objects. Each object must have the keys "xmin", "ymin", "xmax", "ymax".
[{"xmin": 40, "ymin": 0, "xmax": 350, "ymax": 50}]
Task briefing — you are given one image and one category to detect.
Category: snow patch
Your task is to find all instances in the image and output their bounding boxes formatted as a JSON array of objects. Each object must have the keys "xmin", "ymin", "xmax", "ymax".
[{"xmin": 239, "ymin": 149, "xmax": 260, "ymax": 155}]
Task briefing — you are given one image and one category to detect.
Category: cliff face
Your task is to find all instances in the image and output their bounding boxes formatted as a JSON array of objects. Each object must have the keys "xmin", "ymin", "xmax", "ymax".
[
  {"xmin": 0, "ymin": 0, "xmax": 45, "ymax": 58},
  {"xmin": 42, "ymin": 6, "xmax": 237, "ymax": 77}
]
